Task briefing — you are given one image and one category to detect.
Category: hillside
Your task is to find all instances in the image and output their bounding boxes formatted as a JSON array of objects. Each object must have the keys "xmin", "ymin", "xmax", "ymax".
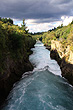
[
  {"xmin": 32, "ymin": 22, "xmax": 73, "ymax": 85},
  {"xmin": 32, "ymin": 22, "xmax": 73, "ymax": 59},
  {"xmin": 0, "ymin": 18, "xmax": 35, "ymax": 105}
]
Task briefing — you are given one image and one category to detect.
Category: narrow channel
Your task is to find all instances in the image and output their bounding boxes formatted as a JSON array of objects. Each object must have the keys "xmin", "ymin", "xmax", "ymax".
[{"xmin": 2, "ymin": 41, "xmax": 73, "ymax": 110}]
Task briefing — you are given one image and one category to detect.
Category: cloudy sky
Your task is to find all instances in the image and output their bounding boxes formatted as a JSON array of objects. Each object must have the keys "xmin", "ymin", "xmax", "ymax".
[{"xmin": 0, "ymin": 0, "xmax": 73, "ymax": 32}]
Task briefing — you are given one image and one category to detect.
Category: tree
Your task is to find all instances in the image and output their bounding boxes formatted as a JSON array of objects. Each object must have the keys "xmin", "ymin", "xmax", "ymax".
[
  {"xmin": 23, "ymin": 19, "xmax": 25, "ymax": 26},
  {"xmin": 21, "ymin": 19, "xmax": 28, "ymax": 33}
]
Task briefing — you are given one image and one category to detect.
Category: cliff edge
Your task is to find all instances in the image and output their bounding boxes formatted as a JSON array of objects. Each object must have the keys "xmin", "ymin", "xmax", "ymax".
[{"xmin": 50, "ymin": 40, "xmax": 73, "ymax": 85}]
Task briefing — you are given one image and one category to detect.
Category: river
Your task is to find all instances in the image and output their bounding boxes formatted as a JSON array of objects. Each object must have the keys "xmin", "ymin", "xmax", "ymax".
[{"xmin": 2, "ymin": 41, "xmax": 73, "ymax": 110}]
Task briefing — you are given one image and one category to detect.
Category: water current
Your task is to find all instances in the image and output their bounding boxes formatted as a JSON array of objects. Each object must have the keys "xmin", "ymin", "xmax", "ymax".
[{"xmin": 2, "ymin": 41, "xmax": 73, "ymax": 110}]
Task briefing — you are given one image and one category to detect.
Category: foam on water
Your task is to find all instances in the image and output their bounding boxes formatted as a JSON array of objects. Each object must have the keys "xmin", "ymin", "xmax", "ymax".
[
  {"xmin": 29, "ymin": 41, "xmax": 61, "ymax": 76},
  {"xmin": 2, "ymin": 41, "xmax": 73, "ymax": 110}
]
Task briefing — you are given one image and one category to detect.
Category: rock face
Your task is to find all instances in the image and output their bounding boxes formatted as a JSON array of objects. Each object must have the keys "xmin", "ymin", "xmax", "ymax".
[
  {"xmin": 46, "ymin": 45, "xmax": 51, "ymax": 50},
  {"xmin": 0, "ymin": 49, "xmax": 34, "ymax": 106},
  {"xmin": 68, "ymin": 51, "xmax": 73, "ymax": 64},
  {"xmin": 51, "ymin": 40, "xmax": 73, "ymax": 64},
  {"xmin": 50, "ymin": 40, "xmax": 73, "ymax": 85}
]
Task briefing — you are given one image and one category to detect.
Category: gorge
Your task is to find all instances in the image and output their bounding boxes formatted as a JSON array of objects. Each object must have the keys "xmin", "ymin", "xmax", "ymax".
[{"xmin": 1, "ymin": 41, "xmax": 73, "ymax": 110}]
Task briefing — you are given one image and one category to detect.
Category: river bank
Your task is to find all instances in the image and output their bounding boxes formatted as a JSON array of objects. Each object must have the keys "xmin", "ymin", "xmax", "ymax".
[
  {"xmin": 49, "ymin": 40, "xmax": 73, "ymax": 86},
  {"xmin": 0, "ymin": 19, "xmax": 36, "ymax": 106},
  {"xmin": 0, "ymin": 52, "xmax": 34, "ymax": 107},
  {"xmin": 0, "ymin": 43, "xmax": 35, "ymax": 107}
]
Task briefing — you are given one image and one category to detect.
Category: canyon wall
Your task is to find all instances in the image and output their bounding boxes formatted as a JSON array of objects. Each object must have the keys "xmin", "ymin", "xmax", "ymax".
[
  {"xmin": 0, "ymin": 43, "xmax": 35, "ymax": 107},
  {"xmin": 51, "ymin": 40, "xmax": 73, "ymax": 64},
  {"xmin": 50, "ymin": 40, "xmax": 73, "ymax": 85}
]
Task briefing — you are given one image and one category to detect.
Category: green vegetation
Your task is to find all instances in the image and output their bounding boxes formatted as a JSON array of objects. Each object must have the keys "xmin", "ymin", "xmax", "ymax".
[
  {"xmin": 32, "ymin": 21, "xmax": 73, "ymax": 52},
  {"xmin": 0, "ymin": 18, "xmax": 35, "ymax": 73},
  {"xmin": 0, "ymin": 17, "xmax": 13, "ymax": 24},
  {"xmin": 42, "ymin": 31, "xmax": 56, "ymax": 46}
]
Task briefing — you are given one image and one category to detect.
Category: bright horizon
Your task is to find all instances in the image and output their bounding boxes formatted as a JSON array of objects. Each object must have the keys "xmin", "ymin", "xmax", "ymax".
[
  {"xmin": 0, "ymin": 0, "xmax": 73, "ymax": 33},
  {"xmin": 13, "ymin": 16, "xmax": 73, "ymax": 33}
]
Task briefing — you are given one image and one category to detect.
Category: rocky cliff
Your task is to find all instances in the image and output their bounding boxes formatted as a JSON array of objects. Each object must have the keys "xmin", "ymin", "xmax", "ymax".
[
  {"xmin": 50, "ymin": 40, "xmax": 73, "ymax": 85},
  {"xmin": 51, "ymin": 40, "xmax": 73, "ymax": 64},
  {"xmin": 0, "ymin": 45, "xmax": 35, "ymax": 107},
  {"xmin": 0, "ymin": 19, "xmax": 36, "ymax": 106}
]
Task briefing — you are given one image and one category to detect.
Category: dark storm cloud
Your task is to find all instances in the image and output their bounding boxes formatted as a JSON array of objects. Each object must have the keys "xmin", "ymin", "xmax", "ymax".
[
  {"xmin": 0, "ymin": 0, "xmax": 73, "ymax": 23},
  {"xmin": 51, "ymin": 0, "xmax": 72, "ymax": 4}
]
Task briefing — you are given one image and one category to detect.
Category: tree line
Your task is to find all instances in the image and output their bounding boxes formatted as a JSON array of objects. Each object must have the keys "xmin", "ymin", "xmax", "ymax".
[
  {"xmin": 0, "ymin": 17, "xmax": 13, "ymax": 24},
  {"xmin": 0, "ymin": 17, "xmax": 35, "ymax": 74}
]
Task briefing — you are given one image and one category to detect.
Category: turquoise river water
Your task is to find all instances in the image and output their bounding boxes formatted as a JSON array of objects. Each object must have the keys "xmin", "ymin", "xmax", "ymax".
[{"xmin": 2, "ymin": 41, "xmax": 73, "ymax": 110}]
